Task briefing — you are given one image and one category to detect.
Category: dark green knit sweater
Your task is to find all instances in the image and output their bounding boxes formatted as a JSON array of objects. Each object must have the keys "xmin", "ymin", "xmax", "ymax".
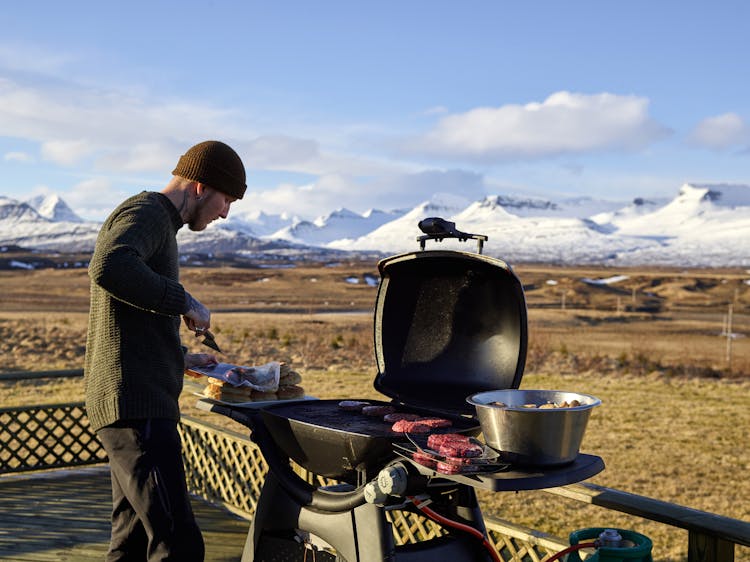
[{"xmin": 84, "ymin": 192, "xmax": 188, "ymax": 431}]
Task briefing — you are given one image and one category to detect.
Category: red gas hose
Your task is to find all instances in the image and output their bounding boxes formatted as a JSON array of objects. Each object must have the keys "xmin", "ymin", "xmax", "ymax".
[
  {"xmin": 545, "ymin": 541, "xmax": 598, "ymax": 562},
  {"xmin": 409, "ymin": 496, "xmax": 503, "ymax": 562}
]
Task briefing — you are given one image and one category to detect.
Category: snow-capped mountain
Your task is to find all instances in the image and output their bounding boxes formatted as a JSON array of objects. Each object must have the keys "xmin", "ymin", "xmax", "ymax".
[
  {"xmin": 0, "ymin": 196, "xmax": 100, "ymax": 251},
  {"xmin": 589, "ymin": 197, "xmax": 669, "ymax": 226},
  {"xmin": 0, "ymin": 182, "xmax": 749, "ymax": 267},
  {"xmin": 327, "ymin": 183, "xmax": 750, "ymax": 266},
  {"xmin": 223, "ymin": 209, "xmax": 297, "ymax": 237},
  {"xmin": 27, "ymin": 194, "xmax": 83, "ymax": 223},
  {"xmin": 0, "ymin": 197, "xmax": 43, "ymax": 223},
  {"xmin": 481, "ymin": 194, "xmax": 626, "ymax": 218},
  {"xmin": 271, "ymin": 207, "xmax": 405, "ymax": 245},
  {"xmin": 328, "ymin": 197, "xmax": 469, "ymax": 254}
]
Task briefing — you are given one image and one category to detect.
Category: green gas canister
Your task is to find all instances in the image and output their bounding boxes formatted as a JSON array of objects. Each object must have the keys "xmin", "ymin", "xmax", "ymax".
[{"xmin": 567, "ymin": 528, "xmax": 653, "ymax": 562}]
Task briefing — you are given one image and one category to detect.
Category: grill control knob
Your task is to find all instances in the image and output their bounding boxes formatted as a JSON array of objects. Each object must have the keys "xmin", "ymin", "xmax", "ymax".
[
  {"xmin": 364, "ymin": 481, "xmax": 388, "ymax": 505},
  {"xmin": 377, "ymin": 465, "xmax": 408, "ymax": 496}
]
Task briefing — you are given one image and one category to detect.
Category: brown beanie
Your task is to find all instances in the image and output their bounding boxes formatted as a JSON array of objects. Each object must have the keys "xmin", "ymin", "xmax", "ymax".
[{"xmin": 172, "ymin": 140, "xmax": 247, "ymax": 199}]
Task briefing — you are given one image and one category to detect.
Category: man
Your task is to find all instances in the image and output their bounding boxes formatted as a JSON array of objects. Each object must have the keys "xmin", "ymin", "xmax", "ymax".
[{"xmin": 84, "ymin": 140, "xmax": 246, "ymax": 561}]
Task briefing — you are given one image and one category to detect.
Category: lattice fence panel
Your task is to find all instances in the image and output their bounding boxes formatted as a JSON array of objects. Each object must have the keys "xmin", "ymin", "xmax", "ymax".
[
  {"xmin": 179, "ymin": 417, "xmax": 267, "ymax": 519},
  {"xmin": 487, "ymin": 532, "xmax": 557, "ymax": 561},
  {"xmin": 387, "ymin": 509, "xmax": 447, "ymax": 545},
  {"xmin": 0, "ymin": 403, "xmax": 107, "ymax": 474},
  {"xmin": 485, "ymin": 519, "xmax": 568, "ymax": 562}
]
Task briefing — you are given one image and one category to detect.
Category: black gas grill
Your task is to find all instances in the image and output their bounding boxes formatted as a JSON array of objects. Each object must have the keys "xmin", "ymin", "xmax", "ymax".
[{"xmin": 198, "ymin": 220, "xmax": 603, "ymax": 562}]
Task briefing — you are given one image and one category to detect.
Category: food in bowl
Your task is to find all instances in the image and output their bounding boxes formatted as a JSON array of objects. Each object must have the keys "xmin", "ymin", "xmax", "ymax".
[
  {"xmin": 490, "ymin": 399, "xmax": 582, "ymax": 409},
  {"xmin": 467, "ymin": 389, "xmax": 601, "ymax": 466}
]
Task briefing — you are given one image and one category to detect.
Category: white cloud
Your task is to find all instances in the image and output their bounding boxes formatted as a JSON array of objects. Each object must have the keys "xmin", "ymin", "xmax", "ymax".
[
  {"xmin": 64, "ymin": 177, "xmax": 131, "ymax": 221},
  {"xmin": 97, "ymin": 142, "xmax": 183, "ymax": 173},
  {"xmin": 405, "ymin": 91, "xmax": 670, "ymax": 161},
  {"xmin": 41, "ymin": 139, "xmax": 93, "ymax": 165},
  {"xmin": 0, "ymin": 74, "xmax": 405, "ymax": 184},
  {"xmin": 0, "ymin": 76, "xmax": 245, "ymax": 170},
  {"xmin": 687, "ymin": 113, "xmax": 749, "ymax": 150},
  {"xmin": 0, "ymin": 42, "xmax": 78, "ymax": 75},
  {"xmin": 245, "ymin": 135, "xmax": 320, "ymax": 169},
  {"xmin": 3, "ymin": 151, "xmax": 33, "ymax": 163},
  {"xmin": 237, "ymin": 168, "xmax": 486, "ymax": 218}
]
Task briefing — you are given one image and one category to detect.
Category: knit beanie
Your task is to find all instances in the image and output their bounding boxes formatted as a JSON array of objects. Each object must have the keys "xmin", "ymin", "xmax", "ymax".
[{"xmin": 172, "ymin": 140, "xmax": 247, "ymax": 199}]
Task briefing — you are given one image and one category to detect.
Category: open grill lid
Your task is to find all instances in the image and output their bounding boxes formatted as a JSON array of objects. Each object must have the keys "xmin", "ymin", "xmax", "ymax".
[{"xmin": 373, "ymin": 249, "xmax": 527, "ymax": 416}]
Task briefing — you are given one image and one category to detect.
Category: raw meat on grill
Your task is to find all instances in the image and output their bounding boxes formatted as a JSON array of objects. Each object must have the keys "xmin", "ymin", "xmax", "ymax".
[
  {"xmin": 437, "ymin": 459, "xmax": 484, "ymax": 474},
  {"xmin": 427, "ymin": 433, "xmax": 471, "ymax": 450},
  {"xmin": 391, "ymin": 419, "xmax": 431, "ymax": 433},
  {"xmin": 437, "ymin": 441, "xmax": 483, "ymax": 458},
  {"xmin": 337, "ymin": 400, "xmax": 371, "ymax": 412},
  {"xmin": 414, "ymin": 417, "xmax": 452, "ymax": 429},
  {"xmin": 411, "ymin": 451, "xmax": 437, "ymax": 469},
  {"xmin": 383, "ymin": 412, "xmax": 422, "ymax": 423},
  {"xmin": 436, "ymin": 461, "xmax": 461, "ymax": 475},
  {"xmin": 362, "ymin": 405, "xmax": 397, "ymax": 417}
]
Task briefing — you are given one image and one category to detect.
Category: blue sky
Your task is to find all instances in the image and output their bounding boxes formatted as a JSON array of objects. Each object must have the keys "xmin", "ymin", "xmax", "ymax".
[{"xmin": 1, "ymin": 1, "xmax": 748, "ymax": 221}]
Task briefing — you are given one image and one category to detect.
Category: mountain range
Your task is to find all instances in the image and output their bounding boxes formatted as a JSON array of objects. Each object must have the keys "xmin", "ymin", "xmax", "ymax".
[{"xmin": 1, "ymin": 183, "xmax": 749, "ymax": 267}]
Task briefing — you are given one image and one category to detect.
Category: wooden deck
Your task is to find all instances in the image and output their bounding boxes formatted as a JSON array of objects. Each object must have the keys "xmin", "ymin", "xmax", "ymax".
[{"xmin": 0, "ymin": 466, "xmax": 250, "ymax": 561}]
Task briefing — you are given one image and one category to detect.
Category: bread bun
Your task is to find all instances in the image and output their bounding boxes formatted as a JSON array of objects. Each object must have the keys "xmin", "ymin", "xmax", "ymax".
[
  {"xmin": 251, "ymin": 390, "xmax": 278, "ymax": 402},
  {"xmin": 203, "ymin": 382, "xmax": 254, "ymax": 403},
  {"xmin": 277, "ymin": 384, "xmax": 305, "ymax": 400},
  {"xmin": 279, "ymin": 370, "xmax": 302, "ymax": 386}
]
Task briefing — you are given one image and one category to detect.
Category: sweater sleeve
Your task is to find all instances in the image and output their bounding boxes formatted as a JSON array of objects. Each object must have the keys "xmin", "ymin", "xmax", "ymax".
[{"xmin": 89, "ymin": 197, "xmax": 186, "ymax": 316}]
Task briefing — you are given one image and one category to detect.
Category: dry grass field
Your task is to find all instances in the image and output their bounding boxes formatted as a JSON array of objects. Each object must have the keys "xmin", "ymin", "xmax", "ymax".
[{"xmin": 1, "ymin": 259, "xmax": 749, "ymax": 561}]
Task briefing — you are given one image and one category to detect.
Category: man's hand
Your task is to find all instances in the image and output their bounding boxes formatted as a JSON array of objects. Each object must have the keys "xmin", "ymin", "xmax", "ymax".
[
  {"xmin": 183, "ymin": 291, "xmax": 210, "ymax": 332},
  {"xmin": 184, "ymin": 352, "xmax": 218, "ymax": 376}
]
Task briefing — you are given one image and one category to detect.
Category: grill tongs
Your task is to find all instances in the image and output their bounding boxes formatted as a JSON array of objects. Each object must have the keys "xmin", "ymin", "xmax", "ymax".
[{"xmin": 417, "ymin": 217, "xmax": 488, "ymax": 254}]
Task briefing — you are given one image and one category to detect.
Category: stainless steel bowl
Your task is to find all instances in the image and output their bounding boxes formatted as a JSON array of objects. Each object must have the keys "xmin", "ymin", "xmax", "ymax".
[{"xmin": 466, "ymin": 389, "xmax": 601, "ymax": 466}]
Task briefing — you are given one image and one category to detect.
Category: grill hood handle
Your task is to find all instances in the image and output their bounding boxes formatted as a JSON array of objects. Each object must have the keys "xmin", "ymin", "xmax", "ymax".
[
  {"xmin": 417, "ymin": 217, "xmax": 488, "ymax": 253},
  {"xmin": 252, "ymin": 416, "xmax": 367, "ymax": 512}
]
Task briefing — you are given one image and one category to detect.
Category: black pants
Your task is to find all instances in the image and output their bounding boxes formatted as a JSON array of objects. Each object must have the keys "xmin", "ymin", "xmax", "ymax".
[{"xmin": 97, "ymin": 419, "xmax": 205, "ymax": 562}]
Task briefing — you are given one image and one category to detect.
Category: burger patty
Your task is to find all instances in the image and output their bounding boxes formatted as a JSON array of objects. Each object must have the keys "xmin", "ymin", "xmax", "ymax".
[
  {"xmin": 362, "ymin": 405, "xmax": 396, "ymax": 417},
  {"xmin": 411, "ymin": 451, "xmax": 437, "ymax": 469},
  {"xmin": 337, "ymin": 400, "xmax": 370, "ymax": 412},
  {"xmin": 415, "ymin": 417, "xmax": 452, "ymax": 429},
  {"xmin": 391, "ymin": 419, "xmax": 431, "ymax": 433},
  {"xmin": 383, "ymin": 412, "xmax": 422, "ymax": 423},
  {"xmin": 437, "ymin": 441, "xmax": 483, "ymax": 458},
  {"xmin": 426, "ymin": 433, "xmax": 471, "ymax": 450}
]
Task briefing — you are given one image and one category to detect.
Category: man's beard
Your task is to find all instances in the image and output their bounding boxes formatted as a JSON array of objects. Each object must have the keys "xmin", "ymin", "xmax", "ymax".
[
  {"xmin": 186, "ymin": 207, "xmax": 211, "ymax": 231},
  {"xmin": 187, "ymin": 219, "xmax": 209, "ymax": 232}
]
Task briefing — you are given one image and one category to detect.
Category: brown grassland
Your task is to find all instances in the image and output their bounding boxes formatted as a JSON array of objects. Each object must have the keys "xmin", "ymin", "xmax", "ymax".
[{"xmin": 1, "ymin": 259, "xmax": 749, "ymax": 561}]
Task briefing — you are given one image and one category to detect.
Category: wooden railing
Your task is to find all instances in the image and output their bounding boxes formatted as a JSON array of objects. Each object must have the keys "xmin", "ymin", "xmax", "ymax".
[{"xmin": 2, "ymin": 369, "xmax": 749, "ymax": 561}]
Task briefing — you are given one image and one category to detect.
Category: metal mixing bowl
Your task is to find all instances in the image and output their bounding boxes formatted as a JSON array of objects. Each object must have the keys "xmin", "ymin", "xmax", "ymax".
[{"xmin": 466, "ymin": 389, "xmax": 601, "ymax": 466}]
